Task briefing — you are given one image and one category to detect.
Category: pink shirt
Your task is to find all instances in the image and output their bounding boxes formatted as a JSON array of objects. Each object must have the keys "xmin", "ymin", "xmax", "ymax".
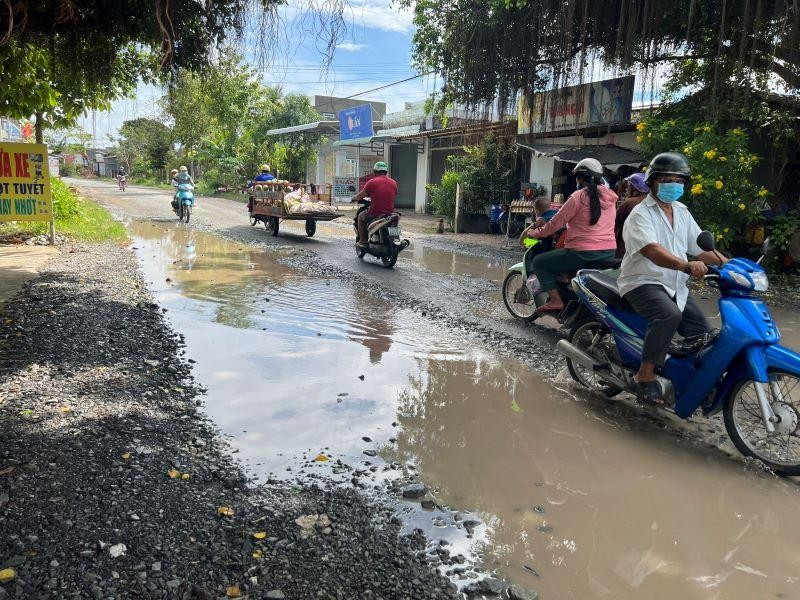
[{"xmin": 532, "ymin": 186, "xmax": 618, "ymax": 251}]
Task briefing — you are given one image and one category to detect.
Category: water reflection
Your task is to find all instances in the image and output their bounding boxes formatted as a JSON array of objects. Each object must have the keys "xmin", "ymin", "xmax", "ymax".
[{"xmin": 129, "ymin": 220, "xmax": 800, "ymax": 599}]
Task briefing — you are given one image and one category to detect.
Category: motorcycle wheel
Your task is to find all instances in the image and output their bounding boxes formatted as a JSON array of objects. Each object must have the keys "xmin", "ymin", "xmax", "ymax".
[
  {"xmin": 723, "ymin": 371, "xmax": 800, "ymax": 475},
  {"xmin": 501, "ymin": 272, "xmax": 538, "ymax": 321},
  {"xmin": 183, "ymin": 205, "xmax": 191, "ymax": 223},
  {"xmin": 249, "ymin": 215, "xmax": 257, "ymax": 226},
  {"xmin": 566, "ymin": 318, "xmax": 623, "ymax": 397},
  {"xmin": 305, "ymin": 219, "xmax": 316, "ymax": 237},
  {"xmin": 381, "ymin": 243, "xmax": 398, "ymax": 268},
  {"xmin": 270, "ymin": 217, "xmax": 280, "ymax": 236}
]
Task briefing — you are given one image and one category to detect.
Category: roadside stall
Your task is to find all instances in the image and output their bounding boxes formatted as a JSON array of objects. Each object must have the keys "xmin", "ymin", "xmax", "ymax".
[{"xmin": 247, "ymin": 182, "xmax": 341, "ymax": 237}]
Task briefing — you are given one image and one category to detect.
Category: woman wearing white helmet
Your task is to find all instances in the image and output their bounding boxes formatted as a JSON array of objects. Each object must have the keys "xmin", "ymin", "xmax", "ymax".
[{"xmin": 523, "ymin": 157, "xmax": 618, "ymax": 313}]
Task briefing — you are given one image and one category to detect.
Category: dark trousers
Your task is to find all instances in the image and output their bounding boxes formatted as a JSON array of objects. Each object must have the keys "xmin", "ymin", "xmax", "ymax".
[
  {"xmin": 623, "ymin": 284, "xmax": 710, "ymax": 366},
  {"xmin": 531, "ymin": 248, "xmax": 615, "ymax": 291}
]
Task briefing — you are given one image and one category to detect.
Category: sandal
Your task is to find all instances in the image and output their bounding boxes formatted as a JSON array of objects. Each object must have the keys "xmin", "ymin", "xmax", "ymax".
[{"xmin": 636, "ymin": 380, "xmax": 665, "ymax": 405}]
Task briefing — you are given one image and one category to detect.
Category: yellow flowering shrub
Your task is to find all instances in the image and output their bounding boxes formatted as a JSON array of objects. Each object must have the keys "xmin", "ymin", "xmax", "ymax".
[{"xmin": 639, "ymin": 118, "xmax": 766, "ymax": 249}]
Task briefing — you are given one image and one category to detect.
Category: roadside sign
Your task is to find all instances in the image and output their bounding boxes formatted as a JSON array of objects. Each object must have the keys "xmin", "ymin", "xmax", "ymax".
[
  {"xmin": 338, "ymin": 104, "xmax": 373, "ymax": 141},
  {"xmin": 0, "ymin": 142, "xmax": 55, "ymax": 244},
  {"xmin": 333, "ymin": 176, "xmax": 358, "ymax": 202},
  {"xmin": 0, "ymin": 142, "xmax": 53, "ymax": 222}
]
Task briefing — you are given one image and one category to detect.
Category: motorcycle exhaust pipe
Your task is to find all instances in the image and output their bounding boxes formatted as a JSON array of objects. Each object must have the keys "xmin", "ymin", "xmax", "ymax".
[{"xmin": 556, "ymin": 340, "xmax": 628, "ymax": 389}]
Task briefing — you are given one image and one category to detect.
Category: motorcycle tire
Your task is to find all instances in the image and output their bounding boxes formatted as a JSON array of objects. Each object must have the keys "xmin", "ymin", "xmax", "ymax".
[
  {"xmin": 183, "ymin": 205, "xmax": 191, "ymax": 223},
  {"xmin": 501, "ymin": 272, "xmax": 538, "ymax": 322},
  {"xmin": 566, "ymin": 317, "xmax": 623, "ymax": 398},
  {"xmin": 305, "ymin": 219, "xmax": 316, "ymax": 237},
  {"xmin": 270, "ymin": 216, "xmax": 280, "ymax": 236},
  {"xmin": 723, "ymin": 371, "xmax": 800, "ymax": 476},
  {"xmin": 381, "ymin": 243, "xmax": 398, "ymax": 268},
  {"xmin": 249, "ymin": 215, "xmax": 257, "ymax": 226}
]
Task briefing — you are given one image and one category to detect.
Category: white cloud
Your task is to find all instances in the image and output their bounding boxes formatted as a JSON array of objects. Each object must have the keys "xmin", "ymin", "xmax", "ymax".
[{"xmin": 336, "ymin": 42, "xmax": 367, "ymax": 52}]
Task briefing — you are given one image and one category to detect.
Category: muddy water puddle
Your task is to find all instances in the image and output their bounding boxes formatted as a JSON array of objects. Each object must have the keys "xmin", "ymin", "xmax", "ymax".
[
  {"xmin": 409, "ymin": 244, "xmax": 512, "ymax": 281},
  {"xmin": 130, "ymin": 220, "xmax": 800, "ymax": 599}
]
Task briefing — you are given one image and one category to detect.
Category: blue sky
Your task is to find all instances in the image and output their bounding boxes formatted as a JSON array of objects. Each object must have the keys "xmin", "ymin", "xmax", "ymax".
[{"xmin": 80, "ymin": 1, "xmax": 436, "ymax": 143}]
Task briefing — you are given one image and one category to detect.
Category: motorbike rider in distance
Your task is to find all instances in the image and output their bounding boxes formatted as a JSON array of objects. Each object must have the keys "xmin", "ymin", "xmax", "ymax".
[
  {"xmin": 117, "ymin": 166, "xmax": 127, "ymax": 190},
  {"xmin": 253, "ymin": 164, "xmax": 275, "ymax": 183},
  {"xmin": 350, "ymin": 161, "xmax": 397, "ymax": 249},
  {"xmin": 172, "ymin": 166, "xmax": 194, "ymax": 211},
  {"xmin": 618, "ymin": 152, "xmax": 728, "ymax": 405},
  {"xmin": 526, "ymin": 158, "xmax": 618, "ymax": 313}
]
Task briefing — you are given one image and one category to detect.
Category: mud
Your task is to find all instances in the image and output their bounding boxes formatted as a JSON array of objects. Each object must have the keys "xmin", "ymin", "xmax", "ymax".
[{"xmin": 125, "ymin": 217, "xmax": 800, "ymax": 600}]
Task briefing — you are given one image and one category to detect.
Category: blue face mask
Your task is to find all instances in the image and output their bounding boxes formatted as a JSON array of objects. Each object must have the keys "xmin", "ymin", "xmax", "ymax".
[{"xmin": 656, "ymin": 182, "xmax": 684, "ymax": 203}]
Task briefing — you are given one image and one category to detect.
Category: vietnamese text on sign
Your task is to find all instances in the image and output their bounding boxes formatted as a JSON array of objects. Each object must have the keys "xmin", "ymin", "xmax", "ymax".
[{"xmin": 0, "ymin": 142, "xmax": 53, "ymax": 222}]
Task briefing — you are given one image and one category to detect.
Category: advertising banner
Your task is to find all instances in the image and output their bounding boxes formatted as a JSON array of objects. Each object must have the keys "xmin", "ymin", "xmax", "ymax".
[
  {"xmin": 338, "ymin": 104, "xmax": 374, "ymax": 141},
  {"xmin": 333, "ymin": 176, "xmax": 358, "ymax": 202},
  {"xmin": 0, "ymin": 142, "xmax": 53, "ymax": 222},
  {"xmin": 518, "ymin": 76, "xmax": 635, "ymax": 135}
]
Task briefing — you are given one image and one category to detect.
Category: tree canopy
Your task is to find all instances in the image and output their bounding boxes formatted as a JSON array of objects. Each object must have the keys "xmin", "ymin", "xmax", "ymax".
[
  {"xmin": 0, "ymin": 0, "xmax": 282, "ymax": 138},
  {"xmin": 407, "ymin": 0, "xmax": 800, "ymax": 116}
]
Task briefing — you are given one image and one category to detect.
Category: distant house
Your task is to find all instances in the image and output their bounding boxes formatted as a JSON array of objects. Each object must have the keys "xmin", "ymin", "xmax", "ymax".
[{"xmin": 0, "ymin": 117, "xmax": 23, "ymax": 141}]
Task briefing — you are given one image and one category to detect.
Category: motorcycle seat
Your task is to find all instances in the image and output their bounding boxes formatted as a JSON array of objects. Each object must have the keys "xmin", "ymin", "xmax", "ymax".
[
  {"xmin": 583, "ymin": 271, "xmax": 634, "ymax": 312},
  {"xmin": 585, "ymin": 257, "xmax": 622, "ymax": 270}
]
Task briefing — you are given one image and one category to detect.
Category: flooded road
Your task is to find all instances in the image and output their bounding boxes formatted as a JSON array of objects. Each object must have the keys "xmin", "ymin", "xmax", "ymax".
[{"xmin": 128, "ymin": 219, "xmax": 800, "ymax": 599}]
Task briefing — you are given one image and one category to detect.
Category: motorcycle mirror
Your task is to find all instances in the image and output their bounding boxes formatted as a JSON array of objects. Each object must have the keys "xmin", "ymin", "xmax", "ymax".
[{"xmin": 697, "ymin": 230, "xmax": 716, "ymax": 252}]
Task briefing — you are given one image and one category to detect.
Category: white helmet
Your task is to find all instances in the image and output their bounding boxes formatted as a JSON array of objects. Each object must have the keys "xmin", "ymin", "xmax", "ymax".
[{"xmin": 573, "ymin": 158, "xmax": 604, "ymax": 179}]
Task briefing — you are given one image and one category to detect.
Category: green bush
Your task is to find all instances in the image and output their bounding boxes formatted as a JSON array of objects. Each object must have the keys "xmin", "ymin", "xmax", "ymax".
[
  {"xmin": 51, "ymin": 177, "xmax": 81, "ymax": 219},
  {"xmin": 427, "ymin": 170, "xmax": 462, "ymax": 218}
]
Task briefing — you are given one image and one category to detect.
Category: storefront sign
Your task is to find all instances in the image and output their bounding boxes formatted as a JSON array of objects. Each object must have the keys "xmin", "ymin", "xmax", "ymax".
[
  {"xmin": 518, "ymin": 76, "xmax": 635, "ymax": 135},
  {"xmin": 0, "ymin": 142, "xmax": 53, "ymax": 222},
  {"xmin": 338, "ymin": 104, "xmax": 374, "ymax": 141},
  {"xmin": 333, "ymin": 176, "xmax": 358, "ymax": 201}
]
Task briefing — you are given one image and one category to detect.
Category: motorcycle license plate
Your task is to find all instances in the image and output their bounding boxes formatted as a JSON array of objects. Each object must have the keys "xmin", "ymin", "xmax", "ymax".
[{"xmin": 387, "ymin": 226, "xmax": 401, "ymax": 237}]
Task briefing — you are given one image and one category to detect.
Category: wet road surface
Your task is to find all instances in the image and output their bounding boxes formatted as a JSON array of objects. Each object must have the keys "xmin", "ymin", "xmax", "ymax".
[{"xmin": 80, "ymin": 179, "xmax": 800, "ymax": 599}]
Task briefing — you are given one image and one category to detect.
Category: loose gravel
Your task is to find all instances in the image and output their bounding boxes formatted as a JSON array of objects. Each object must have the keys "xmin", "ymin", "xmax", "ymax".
[{"xmin": 0, "ymin": 243, "xmax": 458, "ymax": 599}]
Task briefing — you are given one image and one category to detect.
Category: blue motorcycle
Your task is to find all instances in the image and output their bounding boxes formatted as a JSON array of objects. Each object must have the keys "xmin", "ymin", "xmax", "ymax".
[
  {"xmin": 174, "ymin": 183, "xmax": 195, "ymax": 223},
  {"xmin": 557, "ymin": 231, "xmax": 800, "ymax": 474}
]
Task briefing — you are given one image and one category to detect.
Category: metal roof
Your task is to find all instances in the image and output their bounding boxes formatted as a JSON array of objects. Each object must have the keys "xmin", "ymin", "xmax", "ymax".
[
  {"xmin": 517, "ymin": 143, "xmax": 644, "ymax": 166},
  {"xmin": 265, "ymin": 121, "xmax": 339, "ymax": 136}
]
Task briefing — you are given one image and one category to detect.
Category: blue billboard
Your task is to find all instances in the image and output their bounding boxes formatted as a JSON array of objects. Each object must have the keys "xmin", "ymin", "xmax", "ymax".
[{"xmin": 338, "ymin": 104, "xmax": 374, "ymax": 141}]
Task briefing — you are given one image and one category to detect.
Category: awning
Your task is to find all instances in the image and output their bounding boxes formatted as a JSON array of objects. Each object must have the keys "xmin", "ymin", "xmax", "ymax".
[
  {"xmin": 517, "ymin": 143, "xmax": 644, "ymax": 167},
  {"xmin": 265, "ymin": 121, "xmax": 340, "ymax": 136}
]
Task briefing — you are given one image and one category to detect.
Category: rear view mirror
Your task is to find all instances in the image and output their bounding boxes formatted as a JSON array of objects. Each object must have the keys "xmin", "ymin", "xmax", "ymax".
[{"xmin": 697, "ymin": 230, "xmax": 716, "ymax": 252}]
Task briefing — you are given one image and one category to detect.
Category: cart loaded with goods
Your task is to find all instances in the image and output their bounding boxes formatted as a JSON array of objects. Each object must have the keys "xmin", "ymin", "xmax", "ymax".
[{"xmin": 246, "ymin": 182, "xmax": 342, "ymax": 237}]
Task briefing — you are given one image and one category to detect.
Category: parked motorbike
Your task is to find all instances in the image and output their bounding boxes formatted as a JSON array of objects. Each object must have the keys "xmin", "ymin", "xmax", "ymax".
[
  {"xmin": 557, "ymin": 231, "xmax": 800, "ymax": 474},
  {"xmin": 502, "ymin": 239, "xmax": 620, "ymax": 323},
  {"xmin": 353, "ymin": 199, "xmax": 410, "ymax": 268},
  {"xmin": 173, "ymin": 183, "xmax": 195, "ymax": 223}
]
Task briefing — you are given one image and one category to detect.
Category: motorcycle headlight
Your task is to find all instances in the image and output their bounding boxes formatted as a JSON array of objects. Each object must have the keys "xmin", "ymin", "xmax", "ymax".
[
  {"xmin": 750, "ymin": 271, "xmax": 769, "ymax": 291},
  {"xmin": 729, "ymin": 272, "xmax": 753, "ymax": 289}
]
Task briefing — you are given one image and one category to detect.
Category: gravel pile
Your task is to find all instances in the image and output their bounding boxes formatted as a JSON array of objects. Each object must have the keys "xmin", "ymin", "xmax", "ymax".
[{"xmin": 0, "ymin": 243, "xmax": 458, "ymax": 599}]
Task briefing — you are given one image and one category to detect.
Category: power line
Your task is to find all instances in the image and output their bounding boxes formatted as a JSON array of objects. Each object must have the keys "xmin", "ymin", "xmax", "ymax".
[{"xmin": 344, "ymin": 71, "xmax": 436, "ymax": 100}]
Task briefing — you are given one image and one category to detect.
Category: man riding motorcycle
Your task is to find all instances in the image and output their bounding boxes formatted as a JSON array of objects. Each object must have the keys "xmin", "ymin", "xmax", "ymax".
[
  {"xmin": 350, "ymin": 161, "xmax": 397, "ymax": 249},
  {"xmin": 117, "ymin": 167, "xmax": 127, "ymax": 190},
  {"xmin": 618, "ymin": 152, "xmax": 728, "ymax": 405},
  {"xmin": 171, "ymin": 166, "xmax": 194, "ymax": 211}
]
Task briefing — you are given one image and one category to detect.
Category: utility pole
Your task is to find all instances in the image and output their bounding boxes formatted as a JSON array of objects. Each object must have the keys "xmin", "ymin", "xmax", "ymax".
[{"xmin": 92, "ymin": 111, "xmax": 97, "ymax": 174}]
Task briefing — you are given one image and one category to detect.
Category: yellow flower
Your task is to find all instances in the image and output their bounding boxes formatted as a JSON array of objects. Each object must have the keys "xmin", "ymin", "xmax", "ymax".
[
  {"xmin": 757, "ymin": 188, "xmax": 768, "ymax": 197},
  {"xmin": 703, "ymin": 149, "xmax": 717, "ymax": 160},
  {"xmin": 719, "ymin": 156, "xmax": 727, "ymax": 162},
  {"xmin": 636, "ymin": 135, "xmax": 643, "ymax": 143},
  {"xmin": 715, "ymin": 180, "xmax": 723, "ymax": 190},
  {"xmin": 667, "ymin": 120, "xmax": 676, "ymax": 127},
  {"xmin": 731, "ymin": 128, "xmax": 745, "ymax": 136},
  {"xmin": 703, "ymin": 126, "xmax": 711, "ymax": 132},
  {"xmin": 738, "ymin": 203, "xmax": 747, "ymax": 211},
  {"xmin": 683, "ymin": 146, "xmax": 692, "ymax": 155},
  {"xmin": 691, "ymin": 183, "xmax": 703, "ymax": 195},
  {"xmin": 636, "ymin": 122, "xmax": 646, "ymax": 132}
]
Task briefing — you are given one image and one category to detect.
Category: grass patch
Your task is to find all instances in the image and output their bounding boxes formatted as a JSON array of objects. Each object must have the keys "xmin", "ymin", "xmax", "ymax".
[{"xmin": 0, "ymin": 178, "xmax": 127, "ymax": 243}]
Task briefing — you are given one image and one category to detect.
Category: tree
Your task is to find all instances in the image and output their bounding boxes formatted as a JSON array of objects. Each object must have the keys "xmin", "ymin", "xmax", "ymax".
[
  {"xmin": 0, "ymin": 1, "xmax": 284, "ymax": 140},
  {"xmin": 117, "ymin": 119, "xmax": 174, "ymax": 176},
  {"xmin": 406, "ymin": 0, "xmax": 800, "ymax": 117},
  {"xmin": 266, "ymin": 94, "xmax": 323, "ymax": 181}
]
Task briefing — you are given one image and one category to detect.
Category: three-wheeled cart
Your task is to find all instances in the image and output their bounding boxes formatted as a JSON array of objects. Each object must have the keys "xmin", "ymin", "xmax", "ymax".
[{"xmin": 247, "ymin": 182, "xmax": 341, "ymax": 237}]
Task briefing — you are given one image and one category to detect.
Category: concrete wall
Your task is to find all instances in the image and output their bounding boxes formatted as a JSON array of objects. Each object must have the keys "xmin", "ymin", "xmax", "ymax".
[
  {"xmin": 415, "ymin": 139, "xmax": 429, "ymax": 213},
  {"xmin": 529, "ymin": 156, "xmax": 556, "ymax": 195}
]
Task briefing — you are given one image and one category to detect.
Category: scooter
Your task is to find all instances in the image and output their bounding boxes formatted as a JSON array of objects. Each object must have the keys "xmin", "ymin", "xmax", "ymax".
[
  {"xmin": 173, "ymin": 183, "xmax": 195, "ymax": 223},
  {"xmin": 557, "ymin": 231, "xmax": 800, "ymax": 474},
  {"xmin": 353, "ymin": 199, "xmax": 410, "ymax": 268},
  {"xmin": 502, "ymin": 238, "xmax": 620, "ymax": 323}
]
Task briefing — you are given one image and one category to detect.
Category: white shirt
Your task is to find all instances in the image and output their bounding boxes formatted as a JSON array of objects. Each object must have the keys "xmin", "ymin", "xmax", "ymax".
[{"xmin": 618, "ymin": 195, "xmax": 703, "ymax": 310}]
